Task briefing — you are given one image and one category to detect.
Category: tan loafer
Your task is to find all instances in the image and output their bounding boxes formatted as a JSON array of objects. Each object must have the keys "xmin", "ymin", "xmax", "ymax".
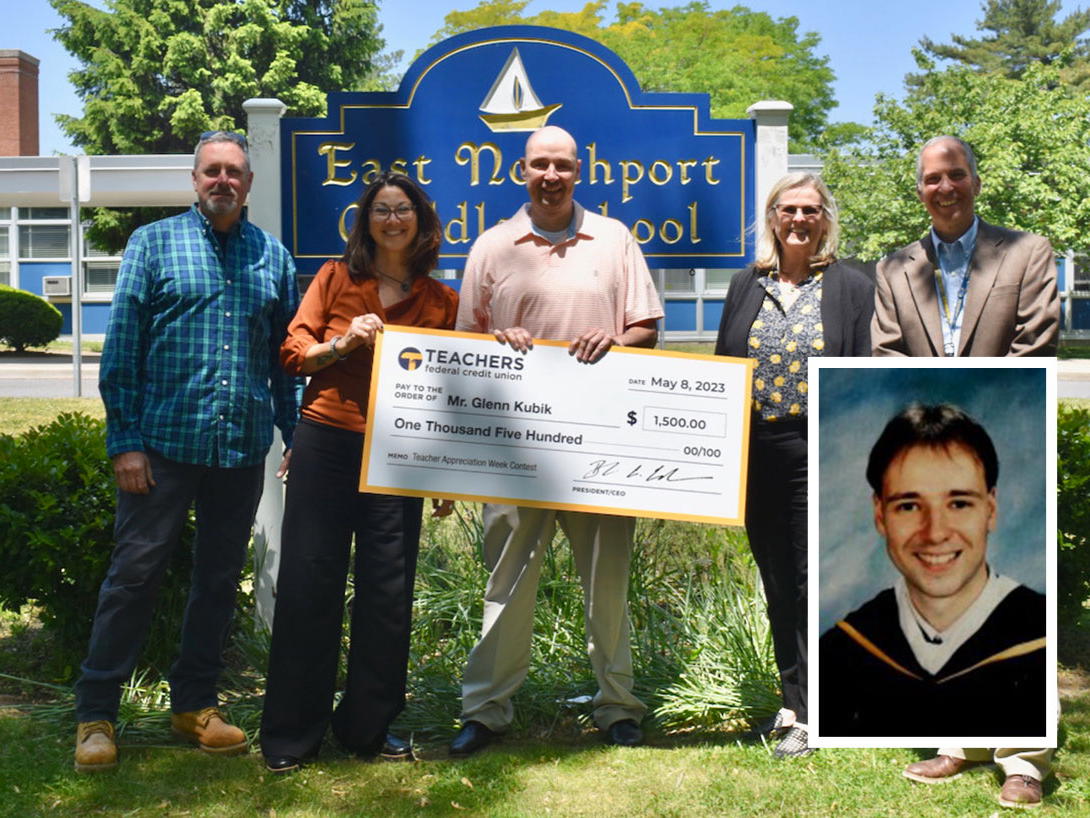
[
  {"xmin": 75, "ymin": 721, "xmax": 118, "ymax": 772},
  {"xmin": 999, "ymin": 774, "xmax": 1043, "ymax": 809},
  {"xmin": 170, "ymin": 707, "xmax": 247, "ymax": 754}
]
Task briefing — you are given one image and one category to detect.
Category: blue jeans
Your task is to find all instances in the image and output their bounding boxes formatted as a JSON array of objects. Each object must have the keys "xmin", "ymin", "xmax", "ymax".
[{"xmin": 75, "ymin": 450, "xmax": 264, "ymax": 722}]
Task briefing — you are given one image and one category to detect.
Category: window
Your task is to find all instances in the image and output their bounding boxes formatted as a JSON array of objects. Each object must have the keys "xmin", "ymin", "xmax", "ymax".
[
  {"xmin": 662, "ymin": 268, "xmax": 696, "ymax": 293},
  {"xmin": 0, "ymin": 226, "xmax": 9, "ymax": 286},
  {"xmin": 704, "ymin": 268, "xmax": 737, "ymax": 290},
  {"xmin": 25, "ymin": 207, "xmax": 69, "ymax": 220},
  {"xmin": 19, "ymin": 224, "xmax": 70, "ymax": 258},
  {"xmin": 84, "ymin": 260, "xmax": 120, "ymax": 293}
]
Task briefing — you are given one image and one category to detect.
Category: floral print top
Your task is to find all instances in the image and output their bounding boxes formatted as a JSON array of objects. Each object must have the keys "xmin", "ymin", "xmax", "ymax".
[{"xmin": 747, "ymin": 270, "xmax": 825, "ymax": 421}]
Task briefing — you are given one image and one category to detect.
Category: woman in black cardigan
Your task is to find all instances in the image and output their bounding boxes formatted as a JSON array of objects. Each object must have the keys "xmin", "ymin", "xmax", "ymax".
[{"xmin": 715, "ymin": 172, "xmax": 873, "ymax": 757}]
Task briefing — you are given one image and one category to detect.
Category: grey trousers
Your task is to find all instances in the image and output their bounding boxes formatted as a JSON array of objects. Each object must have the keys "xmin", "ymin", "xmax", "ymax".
[{"xmin": 460, "ymin": 505, "xmax": 646, "ymax": 731}]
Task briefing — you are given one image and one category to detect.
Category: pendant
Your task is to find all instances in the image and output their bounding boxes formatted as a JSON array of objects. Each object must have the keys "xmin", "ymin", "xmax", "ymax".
[{"xmin": 944, "ymin": 342, "xmax": 955, "ymax": 356}]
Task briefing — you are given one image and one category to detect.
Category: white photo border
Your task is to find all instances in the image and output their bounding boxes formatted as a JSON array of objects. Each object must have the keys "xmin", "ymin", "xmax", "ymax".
[{"xmin": 807, "ymin": 357, "xmax": 1057, "ymax": 749}]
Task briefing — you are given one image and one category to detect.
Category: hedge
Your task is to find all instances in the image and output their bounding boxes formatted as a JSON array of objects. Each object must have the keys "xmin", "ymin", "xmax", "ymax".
[
  {"xmin": 0, "ymin": 413, "xmax": 194, "ymax": 680},
  {"xmin": 0, "ymin": 285, "xmax": 63, "ymax": 351}
]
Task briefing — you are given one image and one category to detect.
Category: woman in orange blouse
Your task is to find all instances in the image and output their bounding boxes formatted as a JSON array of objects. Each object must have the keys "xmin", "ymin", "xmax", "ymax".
[{"xmin": 260, "ymin": 173, "xmax": 458, "ymax": 773}]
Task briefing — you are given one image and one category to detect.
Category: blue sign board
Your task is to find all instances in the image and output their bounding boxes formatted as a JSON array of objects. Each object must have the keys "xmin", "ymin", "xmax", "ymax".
[{"xmin": 281, "ymin": 26, "xmax": 755, "ymax": 275}]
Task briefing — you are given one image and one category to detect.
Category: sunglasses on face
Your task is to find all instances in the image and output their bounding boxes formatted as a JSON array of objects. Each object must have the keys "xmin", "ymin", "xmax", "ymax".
[{"xmin": 199, "ymin": 131, "xmax": 249, "ymax": 149}]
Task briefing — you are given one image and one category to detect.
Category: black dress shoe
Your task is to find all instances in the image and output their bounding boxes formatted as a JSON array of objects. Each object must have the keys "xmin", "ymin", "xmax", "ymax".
[
  {"xmin": 380, "ymin": 733, "xmax": 414, "ymax": 761},
  {"xmin": 606, "ymin": 719, "xmax": 643, "ymax": 747},
  {"xmin": 449, "ymin": 721, "xmax": 497, "ymax": 757},
  {"xmin": 264, "ymin": 755, "xmax": 301, "ymax": 774}
]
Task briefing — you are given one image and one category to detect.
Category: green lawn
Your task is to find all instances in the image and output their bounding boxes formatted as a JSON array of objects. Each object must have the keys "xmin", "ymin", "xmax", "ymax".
[
  {"xmin": 1, "ymin": 709, "xmax": 1088, "ymax": 817},
  {"xmin": 1, "ymin": 386, "xmax": 1087, "ymax": 817},
  {"xmin": 0, "ymin": 398, "xmax": 104, "ymax": 436}
]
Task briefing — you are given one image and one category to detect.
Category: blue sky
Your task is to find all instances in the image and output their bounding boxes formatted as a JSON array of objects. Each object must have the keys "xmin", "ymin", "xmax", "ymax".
[{"xmin": 9, "ymin": 1, "xmax": 1083, "ymax": 155}]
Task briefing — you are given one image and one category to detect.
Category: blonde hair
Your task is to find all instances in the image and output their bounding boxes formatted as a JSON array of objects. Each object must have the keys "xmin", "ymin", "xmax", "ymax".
[{"xmin": 754, "ymin": 172, "xmax": 839, "ymax": 271}]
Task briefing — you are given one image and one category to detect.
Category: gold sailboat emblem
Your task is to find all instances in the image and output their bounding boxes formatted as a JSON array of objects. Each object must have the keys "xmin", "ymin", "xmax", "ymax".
[{"xmin": 479, "ymin": 48, "xmax": 562, "ymax": 132}]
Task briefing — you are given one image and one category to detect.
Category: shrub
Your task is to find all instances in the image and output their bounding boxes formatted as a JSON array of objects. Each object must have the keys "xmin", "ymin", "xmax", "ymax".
[
  {"xmin": 396, "ymin": 507, "xmax": 778, "ymax": 737},
  {"xmin": 0, "ymin": 413, "xmax": 194, "ymax": 680},
  {"xmin": 0, "ymin": 285, "xmax": 63, "ymax": 351},
  {"xmin": 1058, "ymin": 405, "xmax": 1090, "ymax": 633}
]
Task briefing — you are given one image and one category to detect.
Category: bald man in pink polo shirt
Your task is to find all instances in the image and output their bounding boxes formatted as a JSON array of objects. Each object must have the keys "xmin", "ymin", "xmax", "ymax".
[{"xmin": 448, "ymin": 126, "xmax": 663, "ymax": 756}]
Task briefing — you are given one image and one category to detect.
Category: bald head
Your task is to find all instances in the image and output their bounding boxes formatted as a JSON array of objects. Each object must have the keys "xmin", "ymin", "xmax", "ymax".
[
  {"xmin": 525, "ymin": 126, "xmax": 577, "ymax": 161},
  {"xmin": 521, "ymin": 125, "xmax": 581, "ymax": 232}
]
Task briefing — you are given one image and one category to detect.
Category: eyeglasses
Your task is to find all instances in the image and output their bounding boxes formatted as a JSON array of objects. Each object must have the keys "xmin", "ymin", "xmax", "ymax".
[
  {"xmin": 370, "ymin": 204, "xmax": 416, "ymax": 221},
  {"xmin": 199, "ymin": 131, "xmax": 248, "ymax": 149},
  {"xmin": 774, "ymin": 205, "xmax": 823, "ymax": 217}
]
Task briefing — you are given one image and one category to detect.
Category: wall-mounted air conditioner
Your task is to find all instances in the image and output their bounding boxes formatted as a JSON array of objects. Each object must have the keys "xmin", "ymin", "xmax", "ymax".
[{"xmin": 42, "ymin": 276, "xmax": 72, "ymax": 296}]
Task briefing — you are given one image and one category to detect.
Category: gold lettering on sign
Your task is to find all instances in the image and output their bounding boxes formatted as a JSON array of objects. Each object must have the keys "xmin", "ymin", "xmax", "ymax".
[
  {"xmin": 338, "ymin": 203, "xmax": 359, "ymax": 242},
  {"xmin": 703, "ymin": 156, "xmax": 721, "ymax": 185},
  {"xmin": 632, "ymin": 219, "xmax": 654, "ymax": 244},
  {"xmin": 660, "ymin": 219, "xmax": 683, "ymax": 244},
  {"xmin": 318, "ymin": 143, "xmax": 358, "ymax": 186},
  {"xmin": 586, "ymin": 143, "xmax": 613, "ymax": 185},
  {"xmin": 688, "ymin": 202, "xmax": 701, "ymax": 244},
  {"xmin": 676, "ymin": 160, "xmax": 697, "ymax": 184},
  {"xmin": 455, "ymin": 142, "xmax": 504, "ymax": 186},
  {"xmin": 648, "ymin": 160, "xmax": 672, "ymax": 185},
  {"xmin": 445, "ymin": 201, "xmax": 470, "ymax": 244},
  {"xmin": 619, "ymin": 161, "xmax": 645, "ymax": 203},
  {"xmin": 414, "ymin": 156, "xmax": 433, "ymax": 185},
  {"xmin": 361, "ymin": 159, "xmax": 383, "ymax": 185}
]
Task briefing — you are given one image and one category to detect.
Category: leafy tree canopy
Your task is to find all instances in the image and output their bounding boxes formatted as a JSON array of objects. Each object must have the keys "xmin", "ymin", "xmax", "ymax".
[
  {"xmin": 916, "ymin": 0, "xmax": 1090, "ymax": 87},
  {"xmin": 822, "ymin": 54, "xmax": 1090, "ymax": 261},
  {"xmin": 432, "ymin": 1, "xmax": 838, "ymax": 148},
  {"xmin": 50, "ymin": 0, "xmax": 386, "ymax": 249}
]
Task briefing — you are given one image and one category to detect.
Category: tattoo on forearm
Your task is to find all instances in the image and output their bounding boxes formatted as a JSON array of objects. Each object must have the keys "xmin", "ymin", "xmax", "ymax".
[{"xmin": 316, "ymin": 350, "xmax": 336, "ymax": 366}]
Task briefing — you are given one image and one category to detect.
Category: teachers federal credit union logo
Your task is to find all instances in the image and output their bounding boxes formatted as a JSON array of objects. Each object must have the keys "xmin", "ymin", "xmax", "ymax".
[{"xmin": 398, "ymin": 348, "xmax": 424, "ymax": 371}]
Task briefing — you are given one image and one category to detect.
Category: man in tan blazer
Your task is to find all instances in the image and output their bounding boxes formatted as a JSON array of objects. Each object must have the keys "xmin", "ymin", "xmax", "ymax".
[{"xmin": 872, "ymin": 136, "xmax": 1059, "ymax": 357}]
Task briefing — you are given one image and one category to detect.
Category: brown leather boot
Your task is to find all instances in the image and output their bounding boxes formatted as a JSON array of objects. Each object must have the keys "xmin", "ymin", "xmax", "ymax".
[
  {"xmin": 999, "ymin": 774, "xmax": 1043, "ymax": 809},
  {"xmin": 74, "ymin": 721, "xmax": 118, "ymax": 772},
  {"xmin": 170, "ymin": 707, "xmax": 247, "ymax": 754},
  {"xmin": 902, "ymin": 754, "xmax": 982, "ymax": 783}
]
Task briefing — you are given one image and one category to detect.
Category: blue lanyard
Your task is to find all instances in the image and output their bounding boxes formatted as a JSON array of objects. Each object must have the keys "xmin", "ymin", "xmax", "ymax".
[{"xmin": 932, "ymin": 264, "xmax": 971, "ymax": 356}]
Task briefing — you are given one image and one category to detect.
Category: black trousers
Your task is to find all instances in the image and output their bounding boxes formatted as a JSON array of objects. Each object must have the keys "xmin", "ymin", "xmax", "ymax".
[
  {"xmin": 745, "ymin": 419, "xmax": 808, "ymax": 722},
  {"xmin": 260, "ymin": 418, "xmax": 423, "ymax": 758}
]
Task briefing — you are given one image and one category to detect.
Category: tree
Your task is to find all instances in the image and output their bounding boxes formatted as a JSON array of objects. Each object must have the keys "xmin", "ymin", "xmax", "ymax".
[
  {"xmin": 917, "ymin": 0, "xmax": 1090, "ymax": 87},
  {"xmin": 821, "ymin": 54, "xmax": 1090, "ymax": 261},
  {"xmin": 432, "ymin": 1, "xmax": 838, "ymax": 148},
  {"xmin": 51, "ymin": 0, "xmax": 386, "ymax": 250}
]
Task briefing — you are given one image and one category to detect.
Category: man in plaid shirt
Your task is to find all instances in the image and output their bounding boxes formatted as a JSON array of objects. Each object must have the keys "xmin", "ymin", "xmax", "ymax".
[{"xmin": 73, "ymin": 131, "xmax": 302, "ymax": 772}]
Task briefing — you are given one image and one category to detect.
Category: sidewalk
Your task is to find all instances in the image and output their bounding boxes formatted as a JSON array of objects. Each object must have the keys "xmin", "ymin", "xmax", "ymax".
[
  {"xmin": 0, "ymin": 353, "xmax": 101, "ymax": 398},
  {"xmin": 3, "ymin": 353, "xmax": 1090, "ymax": 398}
]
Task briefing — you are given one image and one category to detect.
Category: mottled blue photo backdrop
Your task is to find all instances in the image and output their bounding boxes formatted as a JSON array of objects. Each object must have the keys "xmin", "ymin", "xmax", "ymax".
[{"xmin": 816, "ymin": 364, "xmax": 1047, "ymax": 634}]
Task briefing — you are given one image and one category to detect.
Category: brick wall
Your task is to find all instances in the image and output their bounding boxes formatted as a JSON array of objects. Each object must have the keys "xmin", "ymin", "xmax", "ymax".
[{"xmin": 0, "ymin": 50, "xmax": 39, "ymax": 156}]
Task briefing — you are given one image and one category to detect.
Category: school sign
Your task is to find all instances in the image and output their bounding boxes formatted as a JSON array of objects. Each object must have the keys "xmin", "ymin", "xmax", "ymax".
[{"xmin": 281, "ymin": 26, "xmax": 756, "ymax": 276}]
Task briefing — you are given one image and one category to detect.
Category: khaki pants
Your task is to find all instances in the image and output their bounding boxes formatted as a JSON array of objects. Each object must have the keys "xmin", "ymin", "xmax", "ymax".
[
  {"xmin": 460, "ymin": 505, "xmax": 646, "ymax": 731},
  {"xmin": 942, "ymin": 748, "xmax": 1054, "ymax": 780}
]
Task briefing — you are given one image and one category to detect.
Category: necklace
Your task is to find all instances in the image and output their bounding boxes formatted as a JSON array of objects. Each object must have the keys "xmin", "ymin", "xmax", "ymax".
[{"xmin": 377, "ymin": 270, "xmax": 411, "ymax": 292}]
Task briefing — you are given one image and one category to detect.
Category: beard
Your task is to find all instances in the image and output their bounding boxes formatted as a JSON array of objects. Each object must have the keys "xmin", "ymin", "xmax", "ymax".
[{"xmin": 200, "ymin": 189, "xmax": 240, "ymax": 217}]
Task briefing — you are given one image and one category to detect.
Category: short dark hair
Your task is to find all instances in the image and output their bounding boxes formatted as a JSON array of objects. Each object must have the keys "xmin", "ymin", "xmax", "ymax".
[
  {"xmin": 866, "ymin": 403, "xmax": 998, "ymax": 494},
  {"xmin": 342, "ymin": 172, "xmax": 441, "ymax": 282}
]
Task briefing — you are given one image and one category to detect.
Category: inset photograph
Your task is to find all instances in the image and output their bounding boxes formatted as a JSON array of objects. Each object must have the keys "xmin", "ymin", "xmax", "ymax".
[{"xmin": 809, "ymin": 359, "xmax": 1055, "ymax": 748}]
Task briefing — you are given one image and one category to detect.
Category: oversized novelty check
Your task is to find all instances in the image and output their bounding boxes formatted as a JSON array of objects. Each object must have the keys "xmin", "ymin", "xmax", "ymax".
[{"xmin": 360, "ymin": 327, "xmax": 754, "ymax": 525}]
